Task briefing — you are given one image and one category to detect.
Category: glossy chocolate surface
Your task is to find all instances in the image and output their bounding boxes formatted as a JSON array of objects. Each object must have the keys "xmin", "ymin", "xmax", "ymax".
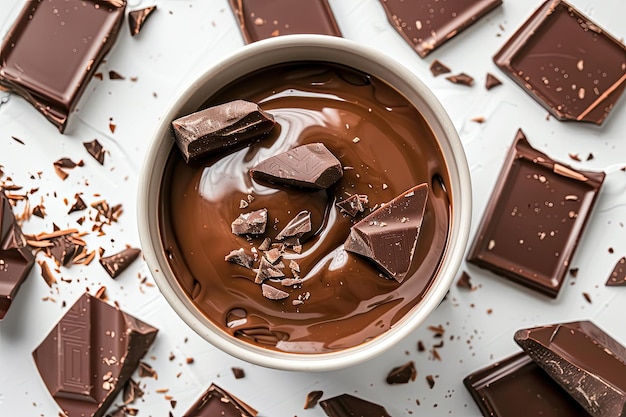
[
  {"xmin": 159, "ymin": 62, "xmax": 451, "ymax": 353},
  {"xmin": 0, "ymin": 0, "xmax": 126, "ymax": 132},
  {"xmin": 467, "ymin": 129, "xmax": 604, "ymax": 298},
  {"xmin": 494, "ymin": 0, "xmax": 626, "ymax": 125}
]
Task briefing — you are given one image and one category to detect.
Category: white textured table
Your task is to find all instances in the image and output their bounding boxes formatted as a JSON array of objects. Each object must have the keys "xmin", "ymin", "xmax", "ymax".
[{"xmin": 1, "ymin": 1, "xmax": 625, "ymax": 416}]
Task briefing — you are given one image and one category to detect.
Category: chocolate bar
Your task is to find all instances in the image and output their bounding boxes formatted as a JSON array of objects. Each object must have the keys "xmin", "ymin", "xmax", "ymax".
[
  {"xmin": 494, "ymin": 0, "xmax": 626, "ymax": 125},
  {"xmin": 319, "ymin": 394, "xmax": 391, "ymax": 417},
  {"xmin": 182, "ymin": 383, "xmax": 257, "ymax": 417},
  {"xmin": 33, "ymin": 292, "xmax": 158, "ymax": 417},
  {"xmin": 0, "ymin": 0, "xmax": 126, "ymax": 132},
  {"xmin": 467, "ymin": 130, "xmax": 604, "ymax": 298},
  {"xmin": 515, "ymin": 321, "xmax": 626, "ymax": 417}
]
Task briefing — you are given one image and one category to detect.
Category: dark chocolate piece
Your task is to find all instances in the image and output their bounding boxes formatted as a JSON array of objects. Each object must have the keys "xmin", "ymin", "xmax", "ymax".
[
  {"xmin": 485, "ymin": 73, "xmax": 503, "ymax": 90},
  {"xmin": 464, "ymin": 351, "xmax": 591, "ymax": 416},
  {"xmin": 108, "ymin": 70, "xmax": 125, "ymax": 80},
  {"xmin": 0, "ymin": 191, "xmax": 35, "ymax": 319},
  {"xmin": 171, "ymin": 100, "xmax": 276, "ymax": 163},
  {"xmin": 515, "ymin": 321, "xmax": 626, "ymax": 417},
  {"xmin": 228, "ymin": 0, "xmax": 342, "ymax": 43},
  {"xmin": 33, "ymin": 292, "xmax": 158, "ymax": 417},
  {"xmin": 446, "ymin": 73, "xmax": 475, "ymax": 86},
  {"xmin": 275, "ymin": 210, "xmax": 311, "ymax": 241},
  {"xmin": 426, "ymin": 374, "xmax": 435, "ymax": 389},
  {"xmin": 606, "ymin": 257, "xmax": 626, "ymax": 286},
  {"xmin": 430, "ymin": 59, "xmax": 451, "ymax": 77},
  {"xmin": 467, "ymin": 130, "xmax": 604, "ymax": 298},
  {"xmin": 344, "ymin": 183, "xmax": 428, "ymax": 283},
  {"xmin": 386, "ymin": 361, "xmax": 417, "ymax": 384},
  {"xmin": 68, "ymin": 195, "xmax": 87, "ymax": 214},
  {"xmin": 128, "ymin": 5, "xmax": 157, "ymax": 36},
  {"xmin": 83, "ymin": 139, "xmax": 106, "ymax": 165},
  {"xmin": 251, "ymin": 143, "xmax": 343, "ymax": 189},
  {"xmin": 123, "ymin": 378, "xmax": 144, "ymax": 405},
  {"xmin": 0, "ymin": 0, "xmax": 126, "ymax": 132},
  {"xmin": 304, "ymin": 390, "xmax": 324, "ymax": 409},
  {"xmin": 319, "ymin": 393, "xmax": 391, "ymax": 417},
  {"xmin": 254, "ymin": 257, "xmax": 284, "ymax": 283},
  {"xmin": 456, "ymin": 271, "xmax": 475, "ymax": 290},
  {"xmin": 182, "ymin": 383, "xmax": 257, "ymax": 417},
  {"xmin": 336, "ymin": 194, "xmax": 368, "ymax": 217},
  {"xmin": 380, "ymin": 0, "xmax": 502, "ymax": 57},
  {"xmin": 261, "ymin": 283, "xmax": 289, "ymax": 300},
  {"xmin": 494, "ymin": 0, "xmax": 626, "ymax": 125},
  {"xmin": 224, "ymin": 248, "xmax": 254, "ymax": 269},
  {"xmin": 99, "ymin": 247, "xmax": 141, "ymax": 279},
  {"xmin": 231, "ymin": 208, "xmax": 268, "ymax": 235},
  {"xmin": 49, "ymin": 235, "xmax": 83, "ymax": 266},
  {"xmin": 231, "ymin": 367, "xmax": 245, "ymax": 379}
]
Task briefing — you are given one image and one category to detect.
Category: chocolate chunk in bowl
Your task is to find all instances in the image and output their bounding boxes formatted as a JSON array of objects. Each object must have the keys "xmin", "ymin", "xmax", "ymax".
[{"xmin": 137, "ymin": 35, "xmax": 471, "ymax": 371}]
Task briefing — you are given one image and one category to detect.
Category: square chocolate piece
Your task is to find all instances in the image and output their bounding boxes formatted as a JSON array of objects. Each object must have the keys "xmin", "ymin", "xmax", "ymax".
[
  {"xmin": 229, "ymin": 0, "xmax": 342, "ymax": 43},
  {"xmin": 494, "ymin": 0, "xmax": 626, "ymax": 125},
  {"xmin": 467, "ymin": 129, "xmax": 604, "ymax": 298},
  {"xmin": 0, "ymin": 0, "xmax": 126, "ymax": 132},
  {"xmin": 464, "ymin": 351, "xmax": 591, "ymax": 416},
  {"xmin": 380, "ymin": 0, "xmax": 502, "ymax": 57}
]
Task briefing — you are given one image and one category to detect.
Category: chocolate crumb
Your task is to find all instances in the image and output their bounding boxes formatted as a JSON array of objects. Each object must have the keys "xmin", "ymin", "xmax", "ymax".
[
  {"xmin": 569, "ymin": 267, "xmax": 579, "ymax": 278},
  {"xmin": 446, "ymin": 73, "xmax": 474, "ymax": 86},
  {"xmin": 83, "ymin": 139, "xmax": 106, "ymax": 164},
  {"xmin": 304, "ymin": 390, "xmax": 324, "ymax": 409},
  {"xmin": 430, "ymin": 59, "xmax": 451, "ymax": 77},
  {"xmin": 583, "ymin": 292, "xmax": 592, "ymax": 304},
  {"xmin": 108, "ymin": 70, "xmax": 125, "ymax": 80},
  {"xmin": 485, "ymin": 73, "xmax": 502, "ymax": 90},
  {"xmin": 568, "ymin": 153, "xmax": 581, "ymax": 161},
  {"xmin": 231, "ymin": 367, "xmax": 245, "ymax": 379},
  {"xmin": 587, "ymin": 152, "xmax": 594, "ymax": 161},
  {"xmin": 426, "ymin": 374, "xmax": 435, "ymax": 389},
  {"xmin": 186, "ymin": 357, "xmax": 194, "ymax": 364},
  {"xmin": 68, "ymin": 194, "xmax": 87, "ymax": 214},
  {"xmin": 386, "ymin": 361, "xmax": 417, "ymax": 384},
  {"xmin": 470, "ymin": 116, "xmax": 485, "ymax": 123}
]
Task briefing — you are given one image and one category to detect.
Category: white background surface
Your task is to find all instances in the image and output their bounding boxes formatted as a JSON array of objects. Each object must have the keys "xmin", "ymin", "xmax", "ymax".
[{"xmin": 1, "ymin": 0, "xmax": 625, "ymax": 416}]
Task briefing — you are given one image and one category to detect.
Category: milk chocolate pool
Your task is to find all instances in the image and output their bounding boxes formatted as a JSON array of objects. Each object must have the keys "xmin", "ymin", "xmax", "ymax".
[{"xmin": 159, "ymin": 61, "xmax": 451, "ymax": 353}]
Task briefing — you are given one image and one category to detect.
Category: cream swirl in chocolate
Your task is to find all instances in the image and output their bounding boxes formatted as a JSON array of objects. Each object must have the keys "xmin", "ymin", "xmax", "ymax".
[{"xmin": 159, "ymin": 62, "xmax": 451, "ymax": 353}]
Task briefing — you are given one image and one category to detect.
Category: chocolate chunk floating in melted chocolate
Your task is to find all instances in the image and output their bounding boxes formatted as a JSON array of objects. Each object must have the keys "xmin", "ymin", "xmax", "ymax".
[
  {"xmin": 261, "ymin": 283, "xmax": 290, "ymax": 300},
  {"xmin": 446, "ymin": 73, "xmax": 475, "ymax": 86},
  {"xmin": 304, "ymin": 390, "xmax": 324, "ymax": 409},
  {"xmin": 494, "ymin": 0, "xmax": 626, "ymax": 125},
  {"xmin": 386, "ymin": 361, "xmax": 417, "ymax": 384},
  {"xmin": 255, "ymin": 257, "xmax": 285, "ymax": 283},
  {"xmin": 515, "ymin": 321, "xmax": 626, "ymax": 417},
  {"xmin": 128, "ymin": 5, "xmax": 157, "ymax": 36},
  {"xmin": 171, "ymin": 100, "xmax": 276, "ymax": 163},
  {"xmin": 225, "ymin": 248, "xmax": 254, "ymax": 269},
  {"xmin": 275, "ymin": 211, "xmax": 312, "ymax": 242},
  {"xmin": 344, "ymin": 183, "xmax": 428, "ymax": 283},
  {"xmin": 182, "ymin": 383, "xmax": 258, "ymax": 417},
  {"xmin": 606, "ymin": 257, "xmax": 626, "ymax": 286},
  {"xmin": 336, "ymin": 194, "xmax": 368, "ymax": 217},
  {"xmin": 231, "ymin": 208, "xmax": 268, "ymax": 235},
  {"xmin": 0, "ymin": 0, "xmax": 126, "ymax": 132},
  {"xmin": 251, "ymin": 143, "xmax": 343, "ymax": 189},
  {"xmin": 380, "ymin": 0, "xmax": 502, "ymax": 57},
  {"xmin": 0, "ymin": 191, "xmax": 35, "ymax": 319},
  {"xmin": 99, "ymin": 247, "xmax": 142, "ymax": 279},
  {"xmin": 485, "ymin": 72, "xmax": 503, "ymax": 90},
  {"xmin": 228, "ymin": 0, "xmax": 342, "ymax": 43},
  {"xmin": 319, "ymin": 393, "xmax": 392, "ymax": 417},
  {"xmin": 83, "ymin": 139, "xmax": 106, "ymax": 165},
  {"xmin": 33, "ymin": 292, "xmax": 158, "ymax": 417},
  {"xmin": 430, "ymin": 59, "xmax": 452, "ymax": 77},
  {"xmin": 464, "ymin": 351, "xmax": 591, "ymax": 417},
  {"xmin": 467, "ymin": 129, "xmax": 604, "ymax": 298}
]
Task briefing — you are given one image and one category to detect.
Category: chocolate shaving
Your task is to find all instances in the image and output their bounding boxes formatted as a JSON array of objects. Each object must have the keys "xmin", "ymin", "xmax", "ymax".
[
  {"xmin": 320, "ymin": 394, "xmax": 391, "ymax": 417},
  {"xmin": 456, "ymin": 271, "xmax": 475, "ymax": 290},
  {"xmin": 38, "ymin": 260, "xmax": 56, "ymax": 287}
]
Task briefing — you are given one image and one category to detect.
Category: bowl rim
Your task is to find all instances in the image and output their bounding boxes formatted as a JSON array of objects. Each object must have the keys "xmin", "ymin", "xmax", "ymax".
[{"xmin": 137, "ymin": 34, "xmax": 472, "ymax": 372}]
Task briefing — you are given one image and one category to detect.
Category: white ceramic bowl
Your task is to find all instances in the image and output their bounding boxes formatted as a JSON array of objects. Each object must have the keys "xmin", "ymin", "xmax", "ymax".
[{"xmin": 137, "ymin": 35, "xmax": 471, "ymax": 372}]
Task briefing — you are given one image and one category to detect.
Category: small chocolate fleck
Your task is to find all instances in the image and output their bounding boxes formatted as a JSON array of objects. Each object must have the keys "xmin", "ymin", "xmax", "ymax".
[
  {"xmin": 138, "ymin": 361, "xmax": 158, "ymax": 379},
  {"xmin": 335, "ymin": 193, "xmax": 368, "ymax": 217},
  {"xmin": 68, "ymin": 194, "xmax": 87, "ymax": 214},
  {"xmin": 456, "ymin": 271, "xmax": 474, "ymax": 290},
  {"xmin": 320, "ymin": 393, "xmax": 391, "ymax": 417}
]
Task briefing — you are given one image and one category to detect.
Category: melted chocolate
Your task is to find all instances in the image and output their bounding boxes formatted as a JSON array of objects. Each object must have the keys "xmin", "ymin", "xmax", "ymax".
[{"xmin": 159, "ymin": 62, "xmax": 451, "ymax": 353}]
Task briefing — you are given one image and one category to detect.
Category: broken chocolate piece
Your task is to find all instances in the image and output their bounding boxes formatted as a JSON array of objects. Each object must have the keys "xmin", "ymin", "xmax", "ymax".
[
  {"xmin": 251, "ymin": 143, "xmax": 343, "ymax": 189},
  {"xmin": 68, "ymin": 195, "xmax": 87, "ymax": 214},
  {"xmin": 123, "ymin": 378, "xmax": 144, "ymax": 405},
  {"xmin": 261, "ymin": 283, "xmax": 289, "ymax": 300},
  {"xmin": 0, "ymin": 191, "xmax": 35, "ymax": 318},
  {"xmin": 0, "ymin": 0, "xmax": 126, "ymax": 132},
  {"xmin": 182, "ymin": 383, "xmax": 257, "ymax": 417},
  {"xmin": 456, "ymin": 271, "xmax": 475, "ymax": 290},
  {"xmin": 344, "ymin": 183, "xmax": 428, "ymax": 282},
  {"xmin": 386, "ymin": 361, "xmax": 417, "ymax": 384},
  {"xmin": 231, "ymin": 208, "xmax": 268, "ymax": 235},
  {"xmin": 171, "ymin": 100, "xmax": 276, "ymax": 163},
  {"xmin": 231, "ymin": 367, "xmax": 245, "ymax": 379},
  {"xmin": 430, "ymin": 59, "xmax": 452, "ymax": 77},
  {"xmin": 467, "ymin": 130, "xmax": 604, "ymax": 298},
  {"xmin": 33, "ymin": 292, "xmax": 157, "ymax": 417},
  {"xmin": 304, "ymin": 390, "xmax": 324, "ymax": 409},
  {"xmin": 606, "ymin": 257, "xmax": 626, "ymax": 286},
  {"xmin": 254, "ymin": 257, "xmax": 285, "ymax": 283},
  {"xmin": 83, "ymin": 139, "xmax": 106, "ymax": 164},
  {"xmin": 228, "ymin": 0, "xmax": 342, "ymax": 43},
  {"xmin": 336, "ymin": 194, "xmax": 368, "ymax": 217},
  {"xmin": 446, "ymin": 73, "xmax": 475, "ymax": 86},
  {"xmin": 494, "ymin": 0, "xmax": 626, "ymax": 125},
  {"xmin": 464, "ymin": 351, "xmax": 591, "ymax": 416},
  {"xmin": 380, "ymin": 0, "xmax": 502, "ymax": 57},
  {"xmin": 485, "ymin": 72, "xmax": 502, "ymax": 90},
  {"xmin": 128, "ymin": 5, "xmax": 157, "ymax": 36},
  {"xmin": 225, "ymin": 248, "xmax": 254, "ymax": 269},
  {"xmin": 515, "ymin": 321, "xmax": 626, "ymax": 417},
  {"xmin": 99, "ymin": 247, "xmax": 142, "ymax": 279},
  {"xmin": 275, "ymin": 211, "xmax": 312, "ymax": 242},
  {"xmin": 320, "ymin": 393, "xmax": 391, "ymax": 417}
]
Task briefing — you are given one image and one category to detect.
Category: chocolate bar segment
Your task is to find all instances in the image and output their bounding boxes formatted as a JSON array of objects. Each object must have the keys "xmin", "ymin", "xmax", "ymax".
[
  {"xmin": 464, "ymin": 351, "xmax": 591, "ymax": 416},
  {"xmin": 0, "ymin": 0, "xmax": 126, "ymax": 132},
  {"xmin": 345, "ymin": 183, "xmax": 428, "ymax": 283},
  {"xmin": 319, "ymin": 394, "xmax": 391, "ymax": 417},
  {"xmin": 33, "ymin": 292, "xmax": 158, "ymax": 417},
  {"xmin": 515, "ymin": 321, "xmax": 626, "ymax": 417},
  {"xmin": 494, "ymin": 0, "xmax": 626, "ymax": 125},
  {"xmin": 171, "ymin": 100, "xmax": 276, "ymax": 163},
  {"xmin": 467, "ymin": 130, "xmax": 604, "ymax": 298},
  {"xmin": 182, "ymin": 383, "xmax": 258, "ymax": 417},
  {"xmin": 228, "ymin": 0, "xmax": 342, "ymax": 43},
  {"xmin": 380, "ymin": 0, "xmax": 502, "ymax": 57}
]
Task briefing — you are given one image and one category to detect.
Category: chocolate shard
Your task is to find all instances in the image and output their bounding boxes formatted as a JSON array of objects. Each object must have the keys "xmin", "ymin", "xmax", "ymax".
[
  {"xmin": 485, "ymin": 72, "xmax": 502, "ymax": 90},
  {"xmin": 344, "ymin": 183, "xmax": 429, "ymax": 283},
  {"xmin": 494, "ymin": 0, "xmax": 626, "ymax": 125},
  {"xmin": 255, "ymin": 257, "xmax": 285, "ymax": 284},
  {"xmin": 128, "ymin": 5, "xmax": 157, "ymax": 36},
  {"xmin": 231, "ymin": 367, "xmax": 245, "ymax": 379},
  {"xmin": 261, "ymin": 283, "xmax": 289, "ymax": 300},
  {"xmin": 99, "ymin": 247, "xmax": 142, "ymax": 279},
  {"xmin": 250, "ymin": 143, "xmax": 343, "ymax": 189},
  {"xmin": 224, "ymin": 248, "xmax": 254, "ymax": 269},
  {"xmin": 0, "ymin": 191, "xmax": 35, "ymax": 319},
  {"xmin": 304, "ymin": 390, "xmax": 324, "ymax": 409},
  {"xmin": 231, "ymin": 208, "xmax": 268, "ymax": 235},
  {"xmin": 606, "ymin": 257, "xmax": 626, "ymax": 286},
  {"xmin": 49, "ymin": 235, "xmax": 83, "ymax": 266},
  {"xmin": 68, "ymin": 195, "xmax": 87, "ymax": 214},
  {"xmin": 430, "ymin": 59, "xmax": 452, "ymax": 77},
  {"xmin": 182, "ymin": 383, "xmax": 258, "ymax": 417},
  {"xmin": 446, "ymin": 73, "xmax": 475, "ymax": 86},
  {"xmin": 275, "ymin": 211, "xmax": 311, "ymax": 241},
  {"xmin": 319, "ymin": 394, "xmax": 391, "ymax": 417},
  {"xmin": 386, "ymin": 361, "xmax": 417, "ymax": 384},
  {"xmin": 33, "ymin": 292, "xmax": 158, "ymax": 417},
  {"xmin": 515, "ymin": 321, "xmax": 626, "ymax": 417},
  {"xmin": 83, "ymin": 139, "xmax": 106, "ymax": 164},
  {"xmin": 336, "ymin": 194, "xmax": 368, "ymax": 217},
  {"xmin": 171, "ymin": 100, "xmax": 276, "ymax": 163},
  {"xmin": 0, "ymin": 0, "xmax": 126, "ymax": 132}
]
